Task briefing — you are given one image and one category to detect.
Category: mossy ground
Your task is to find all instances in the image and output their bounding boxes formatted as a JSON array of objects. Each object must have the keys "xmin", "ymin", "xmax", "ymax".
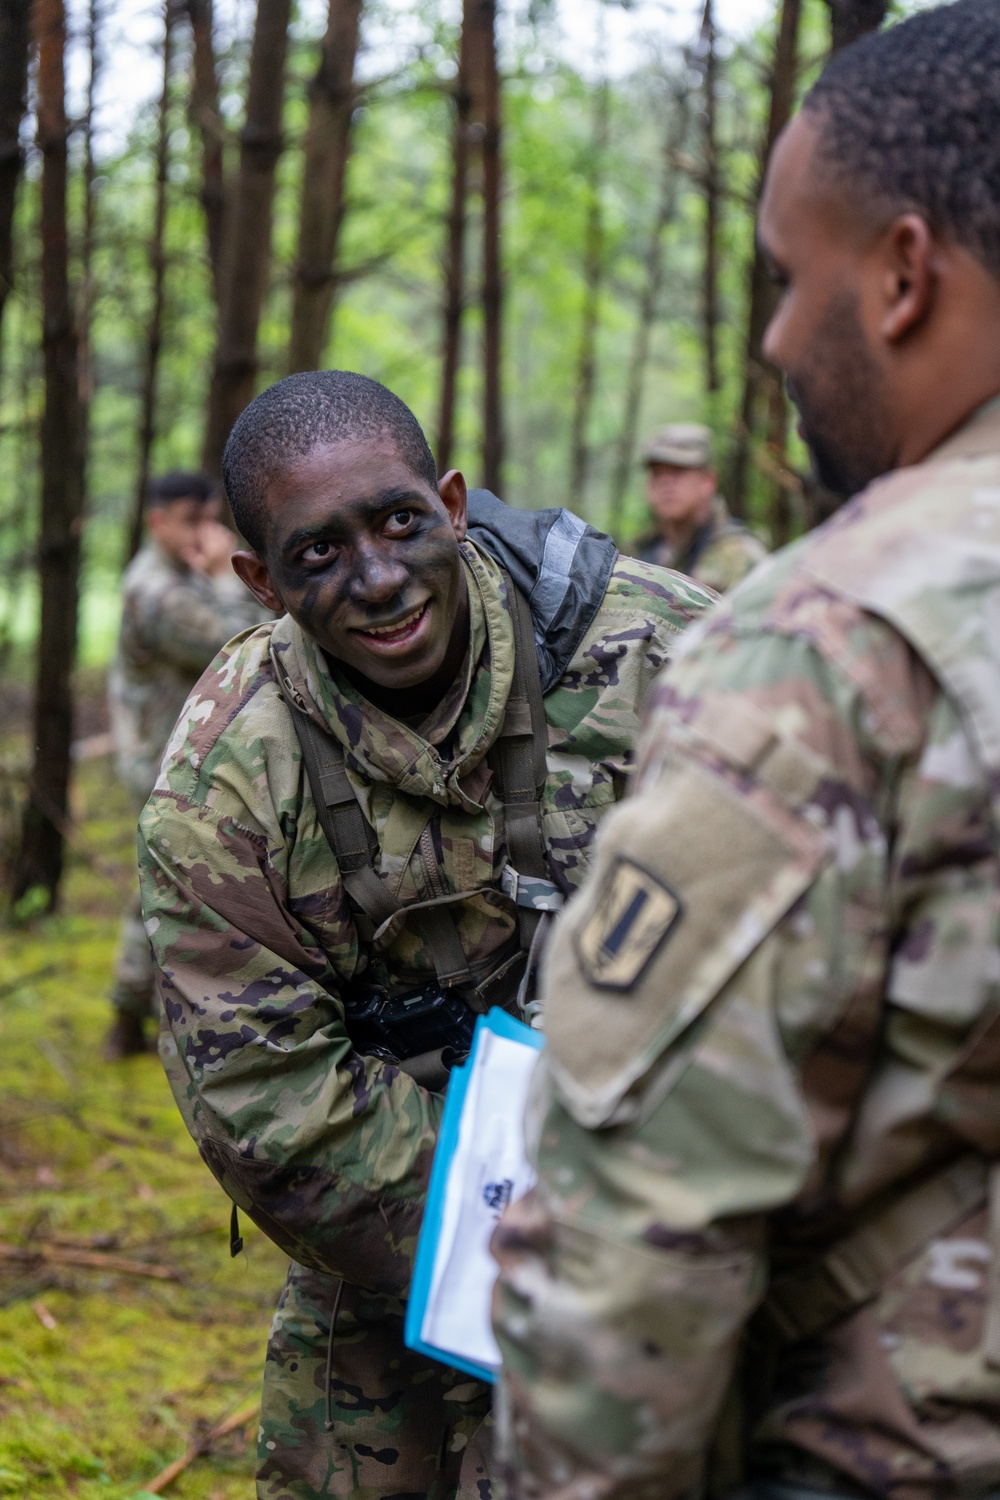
[{"xmin": 0, "ymin": 756, "xmax": 288, "ymax": 1498}]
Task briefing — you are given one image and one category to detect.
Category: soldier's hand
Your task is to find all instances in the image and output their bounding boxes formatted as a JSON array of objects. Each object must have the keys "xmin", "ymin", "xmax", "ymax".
[{"xmin": 182, "ymin": 520, "xmax": 240, "ymax": 578}]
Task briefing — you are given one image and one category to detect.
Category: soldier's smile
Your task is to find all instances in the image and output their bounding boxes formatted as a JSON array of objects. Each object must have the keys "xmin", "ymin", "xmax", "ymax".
[{"xmin": 350, "ymin": 599, "xmax": 432, "ymax": 656}]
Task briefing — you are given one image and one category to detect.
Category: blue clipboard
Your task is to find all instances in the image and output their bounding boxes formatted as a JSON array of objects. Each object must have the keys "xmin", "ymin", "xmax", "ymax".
[{"xmin": 404, "ymin": 1008, "xmax": 545, "ymax": 1384}]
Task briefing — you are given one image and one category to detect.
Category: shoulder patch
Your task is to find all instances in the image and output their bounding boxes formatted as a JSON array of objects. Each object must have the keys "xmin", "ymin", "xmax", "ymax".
[{"xmin": 575, "ymin": 857, "xmax": 682, "ymax": 991}]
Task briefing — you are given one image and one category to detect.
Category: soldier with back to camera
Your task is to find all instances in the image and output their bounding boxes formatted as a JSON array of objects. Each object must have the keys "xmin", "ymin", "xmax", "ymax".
[
  {"xmin": 136, "ymin": 371, "xmax": 714, "ymax": 1498},
  {"xmin": 106, "ymin": 471, "xmax": 267, "ymax": 1059},
  {"xmin": 492, "ymin": 5, "xmax": 1000, "ymax": 1498}
]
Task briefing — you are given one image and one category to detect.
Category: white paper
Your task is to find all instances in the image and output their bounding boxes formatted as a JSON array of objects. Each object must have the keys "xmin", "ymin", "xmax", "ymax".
[{"xmin": 421, "ymin": 1029, "xmax": 541, "ymax": 1370}]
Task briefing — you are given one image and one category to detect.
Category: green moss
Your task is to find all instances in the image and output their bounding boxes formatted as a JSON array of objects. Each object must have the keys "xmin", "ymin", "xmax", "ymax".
[{"xmin": 0, "ymin": 758, "xmax": 288, "ymax": 1498}]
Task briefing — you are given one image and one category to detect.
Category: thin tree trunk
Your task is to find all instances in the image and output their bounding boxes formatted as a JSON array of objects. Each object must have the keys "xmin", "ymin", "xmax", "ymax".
[
  {"xmin": 468, "ymin": 0, "xmax": 503, "ymax": 495},
  {"xmin": 0, "ymin": 0, "xmax": 32, "ymax": 343},
  {"xmin": 14, "ymin": 0, "xmax": 84, "ymax": 910},
  {"xmin": 127, "ymin": 2, "xmax": 175, "ymax": 564},
  {"xmin": 288, "ymin": 0, "xmax": 362, "ymax": 374},
  {"xmin": 568, "ymin": 71, "xmax": 609, "ymax": 508},
  {"xmin": 185, "ymin": 0, "xmax": 226, "ymax": 307},
  {"xmin": 436, "ymin": 12, "xmax": 473, "ymax": 476},
  {"xmin": 825, "ymin": 0, "xmax": 888, "ymax": 51},
  {"xmin": 728, "ymin": 0, "xmax": 802, "ymax": 520},
  {"xmin": 77, "ymin": 0, "xmax": 101, "ymax": 496},
  {"xmin": 607, "ymin": 88, "xmax": 689, "ymax": 540},
  {"xmin": 201, "ymin": 0, "xmax": 291, "ymax": 476},
  {"xmin": 701, "ymin": 0, "xmax": 721, "ymax": 395}
]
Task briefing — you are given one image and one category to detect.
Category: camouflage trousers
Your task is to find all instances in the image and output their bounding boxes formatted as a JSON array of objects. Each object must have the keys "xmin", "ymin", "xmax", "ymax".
[
  {"xmin": 110, "ymin": 886, "xmax": 156, "ymax": 1018},
  {"xmin": 257, "ymin": 1262, "xmax": 494, "ymax": 1500}
]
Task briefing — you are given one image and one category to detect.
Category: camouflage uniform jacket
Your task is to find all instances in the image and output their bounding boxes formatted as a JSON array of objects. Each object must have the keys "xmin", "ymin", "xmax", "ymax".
[
  {"xmin": 636, "ymin": 497, "xmax": 768, "ymax": 594},
  {"xmin": 109, "ymin": 542, "xmax": 269, "ymax": 802},
  {"xmin": 138, "ymin": 542, "xmax": 712, "ymax": 1298},
  {"xmin": 492, "ymin": 397, "xmax": 1000, "ymax": 1500}
]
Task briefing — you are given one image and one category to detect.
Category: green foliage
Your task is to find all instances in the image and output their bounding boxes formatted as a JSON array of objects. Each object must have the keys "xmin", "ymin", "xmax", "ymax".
[{"xmin": 0, "ymin": 756, "xmax": 288, "ymax": 1498}]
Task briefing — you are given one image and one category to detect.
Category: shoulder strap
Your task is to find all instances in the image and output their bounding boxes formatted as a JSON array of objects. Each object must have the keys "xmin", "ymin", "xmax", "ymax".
[
  {"xmin": 274, "ymin": 669, "xmax": 399, "ymax": 940},
  {"xmin": 754, "ymin": 1153, "xmax": 988, "ymax": 1350},
  {"xmin": 488, "ymin": 573, "xmax": 552, "ymax": 949}
]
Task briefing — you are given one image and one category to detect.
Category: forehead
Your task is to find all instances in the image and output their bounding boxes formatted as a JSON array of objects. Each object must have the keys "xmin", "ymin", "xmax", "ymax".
[
  {"xmin": 758, "ymin": 112, "xmax": 858, "ymax": 259},
  {"xmin": 261, "ymin": 436, "xmax": 437, "ymax": 546}
]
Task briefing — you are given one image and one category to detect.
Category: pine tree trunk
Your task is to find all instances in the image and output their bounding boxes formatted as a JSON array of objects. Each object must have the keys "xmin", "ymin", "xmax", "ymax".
[
  {"xmin": 127, "ymin": 3, "xmax": 175, "ymax": 563},
  {"xmin": 701, "ymin": 0, "xmax": 721, "ymax": 395},
  {"xmin": 0, "ymin": 0, "xmax": 32, "ymax": 341},
  {"xmin": 185, "ymin": 0, "xmax": 226, "ymax": 308},
  {"xmin": 607, "ymin": 89, "xmax": 689, "ymax": 540},
  {"xmin": 825, "ymin": 0, "xmax": 888, "ymax": 51},
  {"xmin": 14, "ymin": 0, "xmax": 84, "ymax": 910},
  {"xmin": 201, "ymin": 0, "xmax": 291, "ymax": 476},
  {"xmin": 468, "ymin": 0, "xmax": 503, "ymax": 495},
  {"xmin": 728, "ymin": 0, "xmax": 801, "ymax": 520},
  {"xmin": 288, "ymin": 0, "xmax": 362, "ymax": 374},
  {"xmin": 568, "ymin": 72, "xmax": 609, "ymax": 509},
  {"xmin": 435, "ymin": 14, "xmax": 473, "ymax": 476},
  {"xmin": 77, "ymin": 0, "xmax": 101, "ymax": 512}
]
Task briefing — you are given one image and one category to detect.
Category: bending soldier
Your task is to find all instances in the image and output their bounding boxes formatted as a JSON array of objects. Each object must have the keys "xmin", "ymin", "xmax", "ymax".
[
  {"xmin": 136, "ymin": 371, "xmax": 714, "ymax": 1499},
  {"xmin": 106, "ymin": 471, "xmax": 268, "ymax": 1058},
  {"xmin": 492, "ymin": 6, "xmax": 1000, "ymax": 1499}
]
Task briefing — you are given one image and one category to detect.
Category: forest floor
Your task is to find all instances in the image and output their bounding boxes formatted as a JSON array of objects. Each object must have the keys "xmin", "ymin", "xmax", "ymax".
[{"xmin": 0, "ymin": 750, "xmax": 288, "ymax": 1499}]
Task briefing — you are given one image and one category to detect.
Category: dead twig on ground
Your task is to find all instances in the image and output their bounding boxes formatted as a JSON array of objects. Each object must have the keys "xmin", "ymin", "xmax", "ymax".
[
  {"xmin": 0, "ymin": 1241, "xmax": 180, "ymax": 1280},
  {"xmin": 142, "ymin": 1397, "xmax": 260, "ymax": 1493}
]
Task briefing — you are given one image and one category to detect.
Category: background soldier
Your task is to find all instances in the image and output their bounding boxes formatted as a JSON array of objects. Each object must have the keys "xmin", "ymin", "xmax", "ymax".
[
  {"xmin": 633, "ymin": 422, "xmax": 766, "ymax": 592},
  {"xmin": 106, "ymin": 471, "xmax": 267, "ymax": 1058},
  {"xmin": 492, "ymin": 5, "xmax": 1000, "ymax": 1498},
  {"xmin": 137, "ymin": 371, "xmax": 713, "ymax": 1499}
]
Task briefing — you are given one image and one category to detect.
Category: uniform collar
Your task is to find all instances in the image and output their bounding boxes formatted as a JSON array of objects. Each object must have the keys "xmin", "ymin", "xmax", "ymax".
[{"xmin": 269, "ymin": 542, "xmax": 516, "ymax": 811}]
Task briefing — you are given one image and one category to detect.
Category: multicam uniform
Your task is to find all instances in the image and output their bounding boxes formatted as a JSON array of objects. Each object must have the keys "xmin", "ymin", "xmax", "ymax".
[
  {"xmin": 636, "ymin": 497, "xmax": 768, "ymax": 594},
  {"xmin": 108, "ymin": 542, "xmax": 268, "ymax": 1017},
  {"xmin": 492, "ymin": 397, "xmax": 1000, "ymax": 1500},
  {"xmin": 137, "ymin": 536, "xmax": 713, "ymax": 1500}
]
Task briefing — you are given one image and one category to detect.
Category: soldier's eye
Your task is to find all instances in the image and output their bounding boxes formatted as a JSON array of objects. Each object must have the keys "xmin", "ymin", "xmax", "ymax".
[
  {"xmin": 384, "ymin": 509, "xmax": 416, "ymax": 536},
  {"xmin": 302, "ymin": 540, "xmax": 334, "ymax": 564}
]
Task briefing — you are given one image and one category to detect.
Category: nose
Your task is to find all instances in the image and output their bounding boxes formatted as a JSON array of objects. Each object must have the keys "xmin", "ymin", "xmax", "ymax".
[{"xmin": 349, "ymin": 539, "xmax": 408, "ymax": 607}]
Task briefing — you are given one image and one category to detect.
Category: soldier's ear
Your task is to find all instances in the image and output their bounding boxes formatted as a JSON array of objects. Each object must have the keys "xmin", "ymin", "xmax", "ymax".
[
  {"xmin": 232, "ymin": 551, "xmax": 284, "ymax": 613},
  {"xmin": 438, "ymin": 469, "xmax": 468, "ymax": 543}
]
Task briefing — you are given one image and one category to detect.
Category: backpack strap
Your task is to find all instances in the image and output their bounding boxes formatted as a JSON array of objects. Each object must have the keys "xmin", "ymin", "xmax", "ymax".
[
  {"xmin": 488, "ymin": 572, "xmax": 555, "ymax": 951},
  {"xmin": 753, "ymin": 1153, "xmax": 989, "ymax": 1350}
]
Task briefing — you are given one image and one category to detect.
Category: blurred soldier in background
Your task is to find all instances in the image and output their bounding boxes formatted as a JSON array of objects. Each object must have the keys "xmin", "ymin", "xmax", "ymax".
[
  {"xmin": 105, "ymin": 471, "xmax": 268, "ymax": 1059},
  {"xmin": 493, "ymin": 4, "xmax": 1000, "ymax": 1498},
  {"xmin": 633, "ymin": 422, "xmax": 767, "ymax": 592}
]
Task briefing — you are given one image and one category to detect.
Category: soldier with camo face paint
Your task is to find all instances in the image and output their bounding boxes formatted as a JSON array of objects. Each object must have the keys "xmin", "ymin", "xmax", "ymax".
[
  {"xmin": 490, "ymin": 5, "xmax": 1000, "ymax": 1500},
  {"xmin": 137, "ymin": 370, "xmax": 715, "ymax": 1500}
]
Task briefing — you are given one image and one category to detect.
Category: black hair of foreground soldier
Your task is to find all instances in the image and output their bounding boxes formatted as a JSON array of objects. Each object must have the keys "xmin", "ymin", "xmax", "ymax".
[
  {"xmin": 223, "ymin": 371, "xmax": 439, "ymax": 555},
  {"xmin": 804, "ymin": 0, "xmax": 1000, "ymax": 281},
  {"xmin": 146, "ymin": 470, "xmax": 217, "ymax": 509}
]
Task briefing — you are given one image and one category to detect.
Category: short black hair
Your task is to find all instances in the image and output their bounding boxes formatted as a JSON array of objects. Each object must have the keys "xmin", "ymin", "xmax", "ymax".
[
  {"xmin": 804, "ymin": 0, "xmax": 1000, "ymax": 280},
  {"xmin": 146, "ymin": 470, "xmax": 217, "ymax": 510},
  {"xmin": 222, "ymin": 370, "xmax": 438, "ymax": 554}
]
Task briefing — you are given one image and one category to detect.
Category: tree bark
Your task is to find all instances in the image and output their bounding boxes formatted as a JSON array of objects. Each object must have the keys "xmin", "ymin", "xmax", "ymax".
[
  {"xmin": 435, "ymin": 13, "xmax": 474, "ymax": 476},
  {"xmin": 467, "ymin": 0, "xmax": 503, "ymax": 495},
  {"xmin": 127, "ymin": 2, "xmax": 175, "ymax": 563},
  {"xmin": 14, "ymin": 0, "xmax": 84, "ymax": 910},
  {"xmin": 607, "ymin": 88, "xmax": 689, "ymax": 540},
  {"xmin": 568, "ymin": 72, "xmax": 609, "ymax": 509},
  {"xmin": 0, "ymin": 0, "xmax": 32, "ymax": 342},
  {"xmin": 77, "ymin": 0, "xmax": 101, "ymax": 499},
  {"xmin": 825, "ymin": 0, "xmax": 888, "ymax": 52},
  {"xmin": 287, "ymin": 0, "xmax": 362, "ymax": 374},
  {"xmin": 701, "ymin": 0, "xmax": 721, "ymax": 395},
  {"xmin": 728, "ymin": 0, "xmax": 801, "ymax": 520},
  {"xmin": 201, "ymin": 0, "xmax": 291, "ymax": 477},
  {"xmin": 185, "ymin": 0, "xmax": 226, "ymax": 308}
]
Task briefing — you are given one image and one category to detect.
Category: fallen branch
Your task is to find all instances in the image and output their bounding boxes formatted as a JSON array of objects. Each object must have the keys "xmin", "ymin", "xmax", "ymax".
[
  {"xmin": 0, "ymin": 1242, "xmax": 180, "ymax": 1280},
  {"xmin": 142, "ymin": 1398, "xmax": 260, "ymax": 1494}
]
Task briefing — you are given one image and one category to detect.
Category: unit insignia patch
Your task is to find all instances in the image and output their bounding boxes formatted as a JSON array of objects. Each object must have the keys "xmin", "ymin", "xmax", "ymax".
[{"xmin": 575, "ymin": 856, "xmax": 682, "ymax": 991}]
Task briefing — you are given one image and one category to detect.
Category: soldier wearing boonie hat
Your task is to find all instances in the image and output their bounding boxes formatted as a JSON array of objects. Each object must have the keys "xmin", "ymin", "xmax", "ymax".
[{"xmin": 633, "ymin": 420, "xmax": 767, "ymax": 592}]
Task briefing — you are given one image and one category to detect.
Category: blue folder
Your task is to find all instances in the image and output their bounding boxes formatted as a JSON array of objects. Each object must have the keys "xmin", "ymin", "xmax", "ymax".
[{"xmin": 404, "ymin": 1008, "xmax": 545, "ymax": 1384}]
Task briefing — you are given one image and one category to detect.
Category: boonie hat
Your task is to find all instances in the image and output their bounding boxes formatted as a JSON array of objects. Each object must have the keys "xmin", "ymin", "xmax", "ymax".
[{"xmin": 642, "ymin": 422, "xmax": 713, "ymax": 469}]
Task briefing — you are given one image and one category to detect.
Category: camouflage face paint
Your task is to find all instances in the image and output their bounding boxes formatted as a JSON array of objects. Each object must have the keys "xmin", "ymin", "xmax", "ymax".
[{"xmin": 261, "ymin": 438, "xmax": 469, "ymax": 701}]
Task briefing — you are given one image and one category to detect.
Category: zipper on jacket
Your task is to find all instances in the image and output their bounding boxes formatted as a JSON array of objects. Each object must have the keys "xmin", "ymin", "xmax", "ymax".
[{"xmin": 419, "ymin": 820, "xmax": 448, "ymax": 900}]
